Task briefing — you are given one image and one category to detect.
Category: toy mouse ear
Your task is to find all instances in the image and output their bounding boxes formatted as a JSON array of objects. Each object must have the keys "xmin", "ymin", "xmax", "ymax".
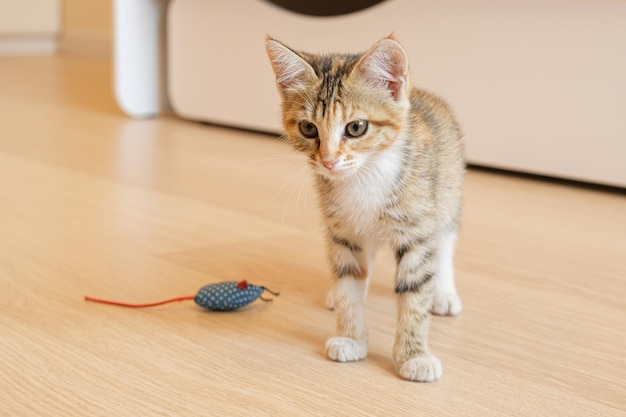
[
  {"xmin": 351, "ymin": 37, "xmax": 409, "ymax": 101},
  {"xmin": 266, "ymin": 37, "xmax": 317, "ymax": 97}
]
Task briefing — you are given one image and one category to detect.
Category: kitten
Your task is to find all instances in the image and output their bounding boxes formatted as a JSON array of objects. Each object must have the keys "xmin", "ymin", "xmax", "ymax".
[{"xmin": 266, "ymin": 35, "xmax": 464, "ymax": 382}]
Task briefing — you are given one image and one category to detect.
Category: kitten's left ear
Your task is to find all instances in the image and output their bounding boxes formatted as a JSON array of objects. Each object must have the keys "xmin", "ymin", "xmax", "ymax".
[{"xmin": 352, "ymin": 37, "xmax": 409, "ymax": 101}]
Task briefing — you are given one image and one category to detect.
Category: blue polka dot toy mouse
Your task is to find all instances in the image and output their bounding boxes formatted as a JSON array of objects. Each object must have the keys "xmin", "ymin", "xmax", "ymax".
[
  {"xmin": 194, "ymin": 280, "xmax": 277, "ymax": 311},
  {"xmin": 85, "ymin": 280, "xmax": 279, "ymax": 311}
]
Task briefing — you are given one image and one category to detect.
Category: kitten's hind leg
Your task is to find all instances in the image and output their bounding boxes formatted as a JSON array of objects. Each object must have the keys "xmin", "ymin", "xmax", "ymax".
[{"xmin": 431, "ymin": 229, "xmax": 462, "ymax": 316}]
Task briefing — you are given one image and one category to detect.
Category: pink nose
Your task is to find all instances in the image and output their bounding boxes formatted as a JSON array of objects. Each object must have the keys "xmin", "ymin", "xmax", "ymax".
[{"xmin": 321, "ymin": 159, "xmax": 337, "ymax": 170}]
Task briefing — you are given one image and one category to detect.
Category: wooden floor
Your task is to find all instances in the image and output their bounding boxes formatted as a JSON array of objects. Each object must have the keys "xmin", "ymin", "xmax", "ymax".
[{"xmin": 1, "ymin": 54, "xmax": 625, "ymax": 417}]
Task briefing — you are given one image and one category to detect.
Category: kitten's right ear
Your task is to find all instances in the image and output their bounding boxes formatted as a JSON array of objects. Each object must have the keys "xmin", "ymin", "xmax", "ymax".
[{"xmin": 265, "ymin": 37, "xmax": 316, "ymax": 97}]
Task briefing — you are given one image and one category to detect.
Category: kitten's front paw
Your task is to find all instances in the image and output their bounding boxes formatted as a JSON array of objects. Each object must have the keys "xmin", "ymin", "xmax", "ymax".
[
  {"xmin": 397, "ymin": 354, "xmax": 442, "ymax": 382},
  {"xmin": 431, "ymin": 292, "xmax": 462, "ymax": 316},
  {"xmin": 325, "ymin": 337, "xmax": 367, "ymax": 362}
]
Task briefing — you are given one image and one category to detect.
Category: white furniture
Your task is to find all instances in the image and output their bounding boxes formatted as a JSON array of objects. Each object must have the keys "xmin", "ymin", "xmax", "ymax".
[
  {"xmin": 114, "ymin": 0, "xmax": 626, "ymax": 188},
  {"xmin": 113, "ymin": 0, "xmax": 169, "ymax": 118}
]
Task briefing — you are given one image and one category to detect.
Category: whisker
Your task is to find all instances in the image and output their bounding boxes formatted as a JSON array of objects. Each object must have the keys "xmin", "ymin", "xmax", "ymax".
[
  {"xmin": 261, "ymin": 157, "xmax": 308, "ymax": 216},
  {"xmin": 281, "ymin": 165, "xmax": 309, "ymax": 224},
  {"xmin": 253, "ymin": 154, "xmax": 306, "ymax": 163},
  {"xmin": 295, "ymin": 169, "xmax": 314, "ymax": 215}
]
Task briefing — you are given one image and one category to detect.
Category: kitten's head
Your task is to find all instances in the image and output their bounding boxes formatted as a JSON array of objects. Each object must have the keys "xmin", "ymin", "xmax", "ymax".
[{"xmin": 266, "ymin": 36, "xmax": 411, "ymax": 179}]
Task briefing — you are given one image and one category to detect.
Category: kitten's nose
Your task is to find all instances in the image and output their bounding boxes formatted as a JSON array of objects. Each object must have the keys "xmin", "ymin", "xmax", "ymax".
[{"xmin": 321, "ymin": 159, "xmax": 337, "ymax": 170}]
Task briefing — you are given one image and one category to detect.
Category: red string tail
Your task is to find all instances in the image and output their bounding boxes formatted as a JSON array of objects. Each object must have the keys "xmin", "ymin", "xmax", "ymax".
[{"xmin": 84, "ymin": 295, "xmax": 195, "ymax": 308}]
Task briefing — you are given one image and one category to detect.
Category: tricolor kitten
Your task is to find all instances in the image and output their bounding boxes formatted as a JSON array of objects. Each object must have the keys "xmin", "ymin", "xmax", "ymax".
[{"xmin": 266, "ymin": 36, "xmax": 464, "ymax": 382}]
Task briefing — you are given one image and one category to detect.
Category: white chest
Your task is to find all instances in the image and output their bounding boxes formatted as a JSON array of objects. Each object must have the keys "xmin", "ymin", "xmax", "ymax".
[{"xmin": 328, "ymin": 145, "xmax": 404, "ymax": 234}]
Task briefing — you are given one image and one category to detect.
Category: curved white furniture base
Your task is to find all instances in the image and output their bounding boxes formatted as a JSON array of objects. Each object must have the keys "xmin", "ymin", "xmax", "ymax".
[{"xmin": 114, "ymin": 0, "xmax": 170, "ymax": 119}]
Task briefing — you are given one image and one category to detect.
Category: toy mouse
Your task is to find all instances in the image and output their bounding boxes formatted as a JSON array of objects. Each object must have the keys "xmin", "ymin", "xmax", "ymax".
[{"xmin": 85, "ymin": 280, "xmax": 279, "ymax": 311}]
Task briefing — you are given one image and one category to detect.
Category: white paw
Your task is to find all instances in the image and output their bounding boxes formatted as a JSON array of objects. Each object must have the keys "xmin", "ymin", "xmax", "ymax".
[
  {"xmin": 431, "ymin": 292, "xmax": 463, "ymax": 316},
  {"xmin": 325, "ymin": 337, "xmax": 368, "ymax": 362},
  {"xmin": 325, "ymin": 290, "xmax": 335, "ymax": 310},
  {"xmin": 397, "ymin": 354, "xmax": 442, "ymax": 382}
]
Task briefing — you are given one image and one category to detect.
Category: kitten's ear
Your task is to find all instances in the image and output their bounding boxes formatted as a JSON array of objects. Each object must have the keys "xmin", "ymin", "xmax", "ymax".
[
  {"xmin": 352, "ymin": 38, "xmax": 409, "ymax": 101},
  {"xmin": 266, "ymin": 37, "xmax": 317, "ymax": 97}
]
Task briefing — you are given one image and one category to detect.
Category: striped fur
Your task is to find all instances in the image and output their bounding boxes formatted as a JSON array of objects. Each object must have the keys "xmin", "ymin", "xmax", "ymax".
[{"xmin": 267, "ymin": 36, "xmax": 464, "ymax": 382}]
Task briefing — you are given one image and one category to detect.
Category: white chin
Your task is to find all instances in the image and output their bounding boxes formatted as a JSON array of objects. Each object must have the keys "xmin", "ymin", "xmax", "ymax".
[{"xmin": 318, "ymin": 168, "xmax": 353, "ymax": 179}]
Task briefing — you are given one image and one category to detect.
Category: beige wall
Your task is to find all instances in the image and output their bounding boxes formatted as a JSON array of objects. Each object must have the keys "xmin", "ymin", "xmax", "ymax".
[
  {"xmin": 0, "ymin": 0, "xmax": 60, "ymax": 54},
  {"xmin": 0, "ymin": 0, "xmax": 60, "ymax": 34},
  {"xmin": 62, "ymin": 0, "xmax": 112, "ymax": 35}
]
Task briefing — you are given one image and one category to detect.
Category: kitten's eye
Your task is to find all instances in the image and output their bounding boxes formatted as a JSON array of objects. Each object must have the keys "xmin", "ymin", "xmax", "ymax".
[
  {"xmin": 344, "ymin": 120, "xmax": 368, "ymax": 138},
  {"xmin": 299, "ymin": 121, "xmax": 318, "ymax": 139}
]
